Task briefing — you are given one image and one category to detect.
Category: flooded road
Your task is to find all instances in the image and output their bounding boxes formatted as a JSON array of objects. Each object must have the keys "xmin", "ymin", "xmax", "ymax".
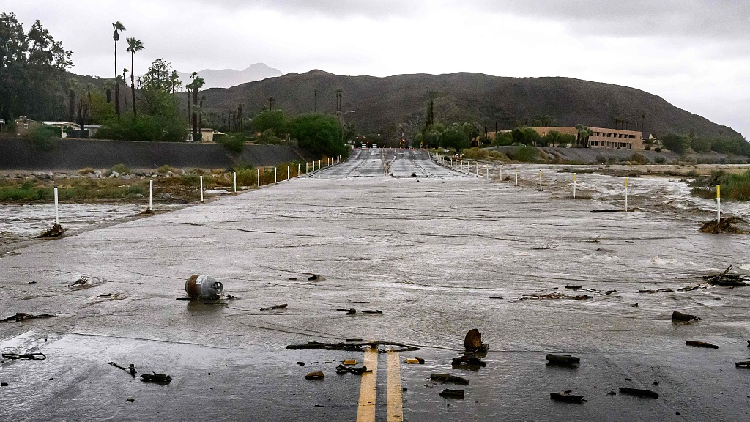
[{"xmin": 2, "ymin": 150, "xmax": 749, "ymax": 421}]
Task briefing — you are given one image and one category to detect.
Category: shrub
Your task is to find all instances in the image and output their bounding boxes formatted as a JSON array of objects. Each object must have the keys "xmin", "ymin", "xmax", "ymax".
[
  {"xmin": 78, "ymin": 167, "xmax": 96, "ymax": 175},
  {"xmin": 630, "ymin": 153, "xmax": 648, "ymax": 164},
  {"xmin": 654, "ymin": 156, "xmax": 667, "ymax": 164},
  {"xmin": 22, "ymin": 126, "xmax": 58, "ymax": 151},
  {"xmin": 507, "ymin": 146, "xmax": 538, "ymax": 162},
  {"xmin": 111, "ymin": 163, "xmax": 131, "ymax": 175},
  {"xmin": 157, "ymin": 165, "xmax": 174, "ymax": 175},
  {"xmin": 215, "ymin": 134, "xmax": 245, "ymax": 154},
  {"xmin": 462, "ymin": 147, "xmax": 489, "ymax": 160}
]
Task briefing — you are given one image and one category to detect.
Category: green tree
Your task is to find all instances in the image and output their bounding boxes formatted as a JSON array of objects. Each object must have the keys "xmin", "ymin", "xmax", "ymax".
[
  {"xmin": 661, "ymin": 133, "xmax": 690, "ymax": 154},
  {"xmin": 512, "ymin": 127, "xmax": 542, "ymax": 146},
  {"xmin": 0, "ymin": 13, "xmax": 72, "ymax": 122},
  {"xmin": 185, "ymin": 73, "xmax": 205, "ymax": 141},
  {"xmin": 492, "ymin": 132, "xmax": 513, "ymax": 146},
  {"xmin": 253, "ymin": 109, "xmax": 287, "ymax": 134},
  {"xmin": 288, "ymin": 114, "xmax": 346, "ymax": 158},
  {"xmin": 126, "ymin": 37, "xmax": 144, "ymax": 116}
]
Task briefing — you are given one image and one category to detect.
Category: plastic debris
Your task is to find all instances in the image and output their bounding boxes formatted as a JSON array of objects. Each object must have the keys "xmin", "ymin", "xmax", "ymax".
[
  {"xmin": 141, "ymin": 372, "xmax": 172, "ymax": 384},
  {"xmin": 672, "ymin": 311, "xmax": 700, "ymax": 323},
  {"xmin": 260, "ymin": 303, "xmax": 287, "ymax": 311},
  {"xmin": 686, "ymin": 340, "xmax": 719, "ymax": 349},
  {"xmin": 305, "ymin": 371, "xmax": 324, "ymax": 380},
  {"xmin": 439, "ymin": 389, "xmax": 465, "ymax": 399},
  {"xmin": 619, "ymin": 387, "xmax": 658, "ymax": 399},
  {"xmin": 546, "ymin": 354, "xmax": 580, "ymax": 368}
]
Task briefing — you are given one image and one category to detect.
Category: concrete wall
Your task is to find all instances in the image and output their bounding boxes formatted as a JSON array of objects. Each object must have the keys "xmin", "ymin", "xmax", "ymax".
[{"xmin": 0, "ymin": 137, "xmax": 312, "ymax": 170}]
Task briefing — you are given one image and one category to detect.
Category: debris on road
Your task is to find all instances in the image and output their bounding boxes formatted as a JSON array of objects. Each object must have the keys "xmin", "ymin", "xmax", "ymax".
[
  {"xmin": 546, "ymin": 354, "xmax": 580, "ymax": 368},
  {"xmin": 343, "ymin": 359, "xmax": 356, "ymax": 365},
  {"xmin": 431, "ymin": 374, "xmax": 469, "ymax": 385},
  {"xmin": 37, "ymin": 223, "xmax": 65, "ymax": 238},
  {"xmin": 307, "ymin": 274, "xmax": 321, "ymax": 281},
  {"xmin": 405, "ymin": 357, "xmax": 425, "ymax": 364},
  {"xmin": 550, "ymin": 391, "xmax": 584, "ymax": 403},
  {"xmin": 464, "ymin": 329, "xmax": 489, "ymax": 352},
  {"xmin": 141, "ymin": 372, "xmax": 172, "ymax": 384},
  {"xmin": 109, "ymin": 362, "xmax": 137, "ymax": 377},
  {"xmin": 336, "ymin": 308, "xmax": 356, "ymax": 314},
  {"xmin": 488, "ymin": 296, "xmax": 503, "ymax": 299},
  {"xmin": 287, "ymin": 340, "xmax": 419, "ymax": 353},
  {"xmin": 564, "ymin": 285, "xmax": 583, "ymax": 290},
  {"xmin": 703, "ymin": 266, "xmax": 749, "ymax": 287},
  {"xmin": 735, "ymin": 361, "xmax": 750, "ymax": 369},
  {"xmin": 1, "ymin": 313, "xmax": 55, "ymax": 323},
  {"xmin": 638, "ymin": 288, "xmax": 674, "ymax": 294},
  {"xmin": 260, "ymin": 303, "xmax": 287, "ymax": 311},
  {"xmin": 619, "ymin": 387, "xmax": 658, "ymax": 399},
  {"xmin": 672, "ymin": 311, "xmax": 700, "ymax": 323},
  {"xmin": 305, "ymin": 371, "xmax": 325, "ymax": 380},
  {"xmin": 336, "ymin": 365, "xmax": 370, "ymax": 375},
  {"xmin": 439, "ymin": 389, "xmax": 465, "ymax": 399},
  {"xmin": 699, "ymin": 217, "xmax": 748, "ymax": 234},
  {"xmin": 1, "ymin": 382, "xmax": 7, "ymax": 387},
  {"xmin": 2, "ymin": 352, "xmax": 46, "ymax": 360},
  {"xmin": 184, "ymin": 274, "xmax": 223, "ymax": 300},
  {"xmin": 452, "ymin": 356, "xmax": 486, "ymax": 370},
  {"xmin": 686, "ymin": 340, "xmax": 719, "ymax": 349},
  {"xmin": 362, "ymin": 310, "xmax": 383, "ymax": 314},
  {"xmin": 630, "ymin": 303, "xmax": 639, "ymax": 307},
  {"xmin": 519, "ymin": 292, "xmax": 591, "ymax": 301}
]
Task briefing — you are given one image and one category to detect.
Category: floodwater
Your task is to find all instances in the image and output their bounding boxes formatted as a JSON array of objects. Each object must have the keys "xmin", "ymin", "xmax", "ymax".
[{"xmin": 1, "ymin": 149, "xmax": 749, "ymax": 421}]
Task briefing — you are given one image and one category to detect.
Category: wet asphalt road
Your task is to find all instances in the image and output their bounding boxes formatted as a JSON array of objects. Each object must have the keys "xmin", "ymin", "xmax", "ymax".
[{"xmin": 1, "ymin": 149, "xmax": 750, "ymax": 421}]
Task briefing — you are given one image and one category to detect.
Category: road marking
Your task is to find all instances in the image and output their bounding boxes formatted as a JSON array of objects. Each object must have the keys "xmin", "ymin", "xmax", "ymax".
[
  {"xmin": 356, "ymin": 348, "xmax": 378, "ymax": 422},
  {"xmin": 387, "ymin": 351, "xmax": 403, "ymax": 422}
]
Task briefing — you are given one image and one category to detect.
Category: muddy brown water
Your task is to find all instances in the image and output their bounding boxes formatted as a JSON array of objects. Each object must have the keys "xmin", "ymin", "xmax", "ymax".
[{"xmin": 1, "ymin": 149, "xmax": 749, "ymax": 421}]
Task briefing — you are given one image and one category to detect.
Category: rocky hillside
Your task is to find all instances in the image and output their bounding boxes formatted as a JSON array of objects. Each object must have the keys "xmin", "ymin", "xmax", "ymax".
[{"xmin": 198, "ymin": 71, "xmax": 741, "ymax": 141}]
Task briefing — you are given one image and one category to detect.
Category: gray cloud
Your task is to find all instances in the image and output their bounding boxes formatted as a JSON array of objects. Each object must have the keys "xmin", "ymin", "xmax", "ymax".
[{"xmin": 183, "ymin": 0, "xmax": 430, "ymax": 18}]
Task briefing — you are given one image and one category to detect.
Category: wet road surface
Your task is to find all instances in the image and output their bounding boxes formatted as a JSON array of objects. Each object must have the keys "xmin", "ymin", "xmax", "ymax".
[{"xmin": 2, "ymin": 150, "xmax": 750, "ymax": 421}]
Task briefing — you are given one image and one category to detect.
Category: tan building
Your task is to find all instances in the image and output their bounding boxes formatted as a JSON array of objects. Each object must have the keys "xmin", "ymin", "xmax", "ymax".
[{"xmin": 588, "ymin": 127, "xmax": 643, "ymax": 150}]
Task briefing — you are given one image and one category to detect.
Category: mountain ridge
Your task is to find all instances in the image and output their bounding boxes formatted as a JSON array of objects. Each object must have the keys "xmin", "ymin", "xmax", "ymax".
[
  {"xmin": 176, "ymin": 63, "xmax": 282, "ymax": 89},
  {"xmin": 197, "ymin": 70, "xmax": 742, "ymax": 141}
]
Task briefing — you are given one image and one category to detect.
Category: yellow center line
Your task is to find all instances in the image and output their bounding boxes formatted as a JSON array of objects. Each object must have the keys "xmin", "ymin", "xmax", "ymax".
[
  {"xmin": 387, "ymin": 351, "xmax": 403, "ymax": 422},
  {"xmin": 356, "ymin": 348, "xmax": 378, "ymax": 422}
]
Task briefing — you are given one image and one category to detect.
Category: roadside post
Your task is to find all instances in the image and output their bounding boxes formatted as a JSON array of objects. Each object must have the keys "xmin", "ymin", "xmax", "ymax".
[
  {"xmin": 200, "ymin": 176, "xmax": 204, "ymax": 203},
  {"xmin": 233, "ymin": 172, "xmax": 237, "ymax": 193},
  {"xmin": 306, "ymin": 163, "xmax": 309, "ymax": 174},
  {"xmin": 717, "ymin": 185, "xmax": 721, "ymax": 224},
  {"xmin": 573, "ymin": 173, "xmax": 577, "ymax": 199},
  {"xmin": 538, "ymin": 170, "xmax": 542, "ymax": 191},
  {"xmin": 298, "ymin": 163, "xmax": 301, "ymax": 177},
  {"xmin": 624, "ymin": 177, "xmax": 628, "ymax": 212},
  {"xmin": 515, "ymin": 169, "xmax": 518, "ymax": 186},
  {"xmin": 318, "ymin": 159, "xmax": 321, "ymax": 169},
  {"xmin": 257, "ymin": 169, "xmax": 260, "ymax": 187},
  {"xmin": 149, "ymin": 180, "xmax": 153, "ymax": 211},
  {"xmin": 274, "ymin": 167, "xmax": 277, "ymax": 184},
  {"xmin": 53, "ymin": 187, "xmax": 59, "ymax": 224},
  {"xmin": 287, "ymin": 166, "xmax": 290, "ymax": 181}
]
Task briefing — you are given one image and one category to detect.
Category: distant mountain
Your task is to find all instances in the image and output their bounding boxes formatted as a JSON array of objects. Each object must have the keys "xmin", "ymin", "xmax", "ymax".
[
  {"xmin": 198, "ymin": 71, "xmax": 742, "ymax": 141},
  {"xmin": 177, "ymin": 63, "xmax": 282, "ymax": 89}
]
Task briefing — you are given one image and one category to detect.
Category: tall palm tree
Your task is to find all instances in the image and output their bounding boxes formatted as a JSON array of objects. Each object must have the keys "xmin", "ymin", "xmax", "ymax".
[
  {"xmin": 112, "ymin": 21, "xmax": 125, "ymax": 118},
  {"xmin": 126, "ymin": 37, "xmax": 144, "ymax": 116}
]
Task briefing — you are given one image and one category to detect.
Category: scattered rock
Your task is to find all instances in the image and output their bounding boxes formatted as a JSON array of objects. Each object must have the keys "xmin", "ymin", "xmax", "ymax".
[
  {"xmin": 439, "ymin": 389, "xmax": 464, "ymax": 399},
  {"xmin": 488, "ymin": 296, "xmax": 504, "ymax": 299},
  {"xmin": 287, "ymin": 340, "xmax": 418, "ymax": 353},
  {"xmin": 336, "ymin": 365, "xmax": 370, "ymax": 375},
  {"xmin": 672, "ymin": 311, "xmax": 700, "ymax": 323},
  {"xmin": 630, "ymin": 303, "xmax": 639, "ymax": 308},
  {"xmin": 297, "ymin": 362, "xmax": 305, "ymax": 366},
  {"xmin": 464, "ymin": 329, "xmax": 489, "ymax": 352},
  {"xmin": 260, "ymin": 303, "xmax": 288, "ymax": 311},
  {"xmin": 550, "ymin": 391, "xmax": 584, "ymax": 403},
  {"xmin": 546, "ymin": 354, "xmax": 580, "ymax": 368},
  {"xmin": 520, "ymin": 292, "xmax": 591, "ymax": 301},
  {"xmin": 735, "ymin": 361, "xmax": 750, "ymax": 368},
  {"xmin": 605, "ymin": 290, "xmax": 617, "ymax": 295},
  {"xmin": 126, "ymin": 398, "xmax": 135, "ymax": 402},
  {"xmin": 619, "ymin": 387, "xmax": 658, "ymax": 399},
  {"xmin": 1, "ymin": 382, "xmax": 8, "ymax": 387},
  {"xmin": 308, "ymin": 274, "xmax": 320, "ymax": 281},
  {"xmin": 305, "ymin": 371, "xmax": 325, "ymax": 380},
  {"xmin": 362, "ymin": 310, "xmax": 382, "ymax": 314},
  {"xmin": 431, "ymin": 374, "xmax": 469, "ymax": 385},
  {"xmin": 686, "ymin": 340, "xmax": 719, "ymax": 349},
  {"xmin": 336, "ymin": 308, "xmax": 356, "ymax": 314},
  {"xmin": 564, "ymin": 285, "xmax": 583, "ymax": 290}
]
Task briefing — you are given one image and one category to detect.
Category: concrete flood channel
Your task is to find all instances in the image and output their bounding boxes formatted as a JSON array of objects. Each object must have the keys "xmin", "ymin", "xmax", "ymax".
[{"xmin": 1, "ymin": 148, "xmax": 749, "ymax": 421}]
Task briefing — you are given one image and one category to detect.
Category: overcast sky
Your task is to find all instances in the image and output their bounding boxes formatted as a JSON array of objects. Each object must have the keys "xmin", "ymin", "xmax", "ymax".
[{"xmin": 9, "ymin": 0, "xmax": 750, "ymax": 137}]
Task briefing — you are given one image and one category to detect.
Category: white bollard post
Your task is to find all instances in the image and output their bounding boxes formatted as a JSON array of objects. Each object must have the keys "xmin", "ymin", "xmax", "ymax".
[
  {"xmin": 318, "ymin": 159, "xmax": 321, "ymax": 169},
  {"xmin": 233, "ymin": 172, "xmax": 237, "ymax": 193},
  {"xmin": 274, "ymin": 167, "xmax": 277, "ymax": 184},
  {"xmin": 53, "ymin": 187, "xmax": 59, "ymax": 224},
  {"xmin": 287, "ymin": 166, "xmax": 290, "ymax": 181},
  {"xmin": 539, "ymin": 170, "xmax": 542, "ymax": 190},
  {"xmin": 573, "ymin": 173, "xmax": 577, "ymax": 199},
  {"xmin": 200, "ymin": 176, "xmax": 204, "ymax": 203},
  {"xmin": 257, "ymin": 168, "xmax": 260, "ymax": 187},
  {"xmin": 500, "ymin": 165, "xmax": 503, "ymax": 181},
  {"xmin": 515, "ymin": 169, "xmax": 518, "ymax": 186},
  {"xmin": 149, "ymin": 179, "xmax": 153, "ymax": 211},
  {"xmin": 717, "ymin": 185, "xmax": 721, "ymax": 224},
  {"xmin": 624, "ymin": 177, "xmax": 628, "ymax": 212},
  {"xmin": 298, "ymin": 163, "xmax": 301, "ymax": 177},
  {"xmin": 306, "ymin": 162, "xmax": 309, "ymax": 174}
]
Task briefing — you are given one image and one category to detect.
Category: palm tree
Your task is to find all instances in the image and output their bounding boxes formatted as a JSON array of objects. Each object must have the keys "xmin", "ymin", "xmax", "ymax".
[
  {"xmin": 126, "ymin": 37, "xmax": 144, "ymax": 116},
  {"xmin": 112, "ymin": 21, "xmax": 125, "ymax": 118},
  {"xmin": 186, "ymin": 73, "xmax": 205, "ymax": 141}
]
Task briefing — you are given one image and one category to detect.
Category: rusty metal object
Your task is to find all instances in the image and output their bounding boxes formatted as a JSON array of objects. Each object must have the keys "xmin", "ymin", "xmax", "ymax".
[{"xmin": 185, "ymin": 274, "xmax": 223, "ymax": 300}]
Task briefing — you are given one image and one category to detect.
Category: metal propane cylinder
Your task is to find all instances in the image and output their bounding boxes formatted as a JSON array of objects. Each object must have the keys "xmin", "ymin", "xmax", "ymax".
[{"xmin": 185, "ymin": 274, "xmax": 223, "ymax": 300}]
